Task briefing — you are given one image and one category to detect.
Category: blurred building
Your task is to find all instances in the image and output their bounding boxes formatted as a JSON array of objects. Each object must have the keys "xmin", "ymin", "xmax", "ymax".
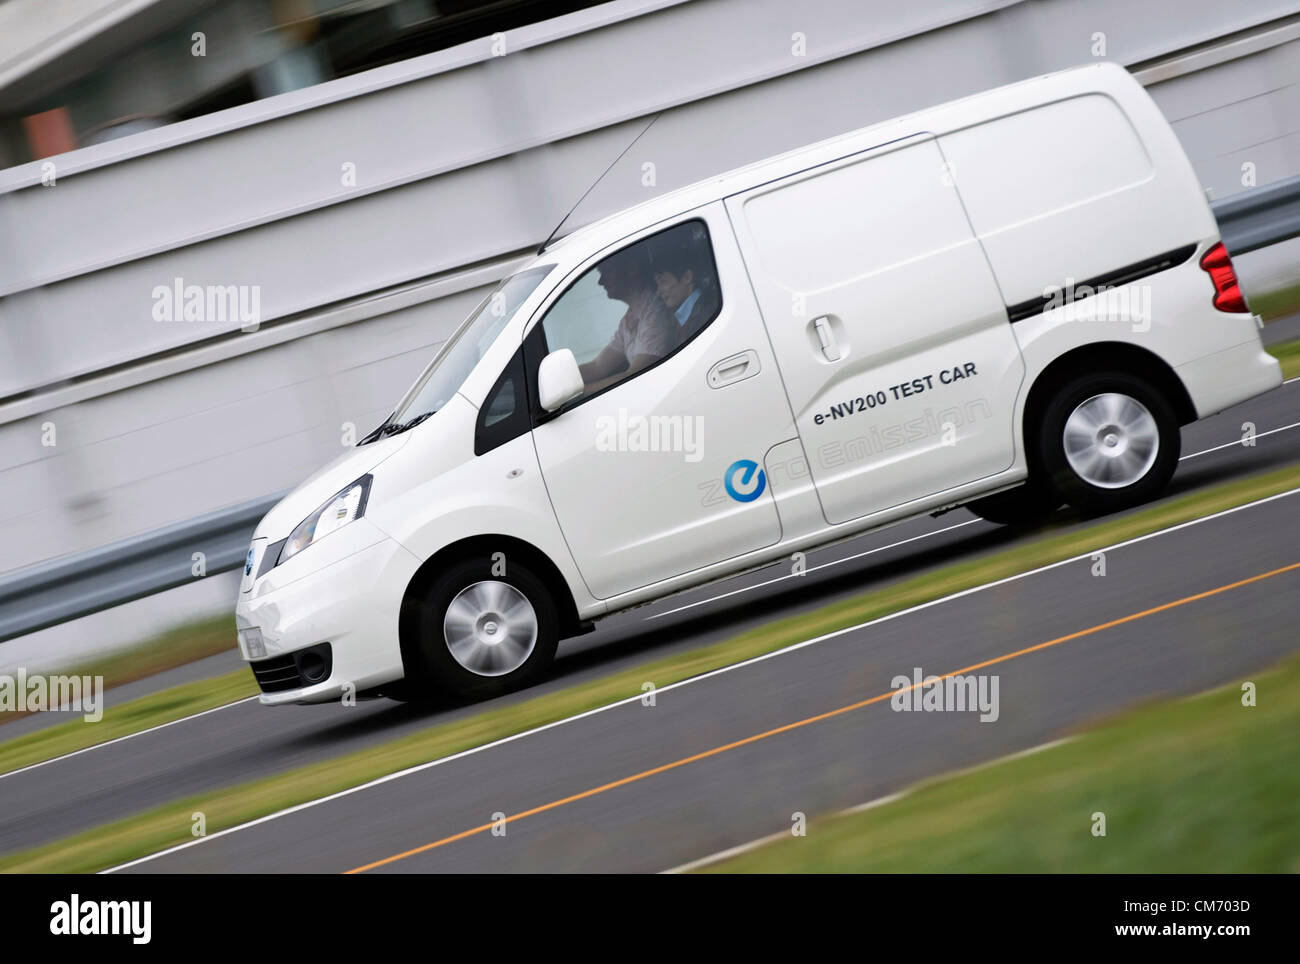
[{"xmin": 0, "ymin": 0, "xmax": 604, "ymax": 168}]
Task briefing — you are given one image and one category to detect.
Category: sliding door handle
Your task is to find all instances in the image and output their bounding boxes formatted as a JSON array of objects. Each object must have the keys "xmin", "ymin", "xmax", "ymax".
[{"xmin": 811, "ymin": 315, "xmax": 842, "ymax": 362}]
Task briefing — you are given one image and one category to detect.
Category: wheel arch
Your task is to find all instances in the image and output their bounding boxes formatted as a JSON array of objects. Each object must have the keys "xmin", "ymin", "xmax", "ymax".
[
  {"xmin": 1021, "ymin": 342, "xmax": 1197, "ymax": 469},
  {"xmin": 398, "ymin": 534, "xmax": 585, "ymax": 681}
]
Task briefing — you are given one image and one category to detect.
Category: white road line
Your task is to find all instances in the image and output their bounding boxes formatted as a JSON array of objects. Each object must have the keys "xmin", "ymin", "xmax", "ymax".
[
  {"xmin": 647, "ymin": 519, "xmax": 985, "ymax": 620},
  {"xmin": 0, "ymin": 697, "xmax": 257, "ymax": 781},
  {"xmin": 103, "ymin": 485, "xmax": 1300, "ymax": 873},
  {"xmin": 659, "ymin": 827, "xmax": 794, "ymax": 874},
  {"xmin": 1179, "ymin": 420, "xmax": 1300, "ymax": 461},
  {"xmin": 660, "ymin": 739, "xmax": 1073, "ymax": 874}
]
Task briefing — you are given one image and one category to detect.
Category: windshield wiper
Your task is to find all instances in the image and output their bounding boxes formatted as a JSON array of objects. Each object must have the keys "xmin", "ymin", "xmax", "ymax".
[
  {"xmin": 359, "ymin": 409, "xmax": 434, "ymax": 445},
  {"xmin": 379, "ymin": 410, "xmax": 435, "ymax": 437}
]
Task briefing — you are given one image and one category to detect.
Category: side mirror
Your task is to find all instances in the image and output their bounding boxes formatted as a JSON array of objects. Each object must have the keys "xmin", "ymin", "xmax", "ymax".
[{"xmin": 538, "ymin": 348, "xmax": 585, "ymax": 413}]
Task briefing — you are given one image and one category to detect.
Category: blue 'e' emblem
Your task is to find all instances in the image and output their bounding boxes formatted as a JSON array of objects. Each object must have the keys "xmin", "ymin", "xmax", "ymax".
[
  {"xmin": 724, "ymin": 459, "xmax": 767, "ymax": 502},
  {"xmin": 244, "ymin": 548, "xmax": 255, "ymax": 576}
]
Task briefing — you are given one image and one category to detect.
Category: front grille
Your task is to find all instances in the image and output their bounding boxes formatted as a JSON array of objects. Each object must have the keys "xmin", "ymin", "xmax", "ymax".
[
  {"xmin": 250, "ymin": 654, "xmax": 301, "ymax": 692},
  {"xmin": 249, "ymin": 643, "xmax": 333, "ymax": 693}
]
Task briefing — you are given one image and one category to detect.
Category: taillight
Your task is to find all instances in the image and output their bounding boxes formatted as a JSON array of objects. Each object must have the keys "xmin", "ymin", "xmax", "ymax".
[{"xmin": 1199, "ymin": 242, "xmax": 1248, "ymax": 313}]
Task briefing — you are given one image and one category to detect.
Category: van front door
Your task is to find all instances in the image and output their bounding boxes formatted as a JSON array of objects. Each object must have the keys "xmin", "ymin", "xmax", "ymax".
[
  {"xmin": 527, "ymin": 210, "xmax": 795, "ymax": 600},
  {"xmin": 725, "ymin": 135, "xmax": 1026, "ymax": 525}
]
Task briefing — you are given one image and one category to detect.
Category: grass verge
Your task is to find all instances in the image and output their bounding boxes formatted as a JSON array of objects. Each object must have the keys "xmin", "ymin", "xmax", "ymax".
[
  {"xmin": 1266, "ymin": 335, "xmax": 1300, "ymax": 381},
  {"xmin": 700, "ymin": 653, "xmax": 1300, "ymax": 872},
  {"xmin": 0, "ymin": 613, "xmax": 238, "ymax": 729},
  {"xmin": 1251, "ymin": 279, "xmax": 1300, "ymax": 321},
  {"xmin": 3, "ymin": 462, "xmax": 1299, "ymax": 872},
  {"xmin": 0, "ymin": 671, "xmax": 256, "ymax": 777}
]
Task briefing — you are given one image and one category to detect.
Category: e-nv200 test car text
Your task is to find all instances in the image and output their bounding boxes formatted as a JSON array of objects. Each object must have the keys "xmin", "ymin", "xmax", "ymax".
[{"xmin": 235, "ymin": 62, "xmax": 1282, "ymax": 704}]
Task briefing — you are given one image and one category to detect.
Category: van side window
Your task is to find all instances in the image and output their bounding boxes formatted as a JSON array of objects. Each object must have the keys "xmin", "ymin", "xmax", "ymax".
[
  {"xmin": 533, "ymin": 219, "xmax": 721, "ymax": 405},
  {"xmin": 474, "ymin": 348, "xmax": 530, "ymax": 455}
]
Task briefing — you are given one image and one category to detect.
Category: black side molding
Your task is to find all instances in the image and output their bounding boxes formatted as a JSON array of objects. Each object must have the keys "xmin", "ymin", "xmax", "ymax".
[{"xmin": 1006, "ymin": 244, "xmax": 1198, "ymax": 323}]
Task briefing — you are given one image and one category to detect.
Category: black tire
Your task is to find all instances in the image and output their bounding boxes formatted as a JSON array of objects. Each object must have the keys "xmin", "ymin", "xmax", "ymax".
[
  {"xmin": 407, "ymin": 556, "xmax": 559, "ymax": 701},
  {"xmin": 1037, "ymin": 371, "xmax": 1180, "ymax": 517},
  {"xmin": 966, "ymin": 480, "xmax": 1060, "ymax": 527}
]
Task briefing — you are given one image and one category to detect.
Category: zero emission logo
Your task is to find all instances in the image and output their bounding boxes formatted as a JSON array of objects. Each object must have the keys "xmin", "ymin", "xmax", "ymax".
[{"xmin": 724, "ymin": 459, "xmax": 767, "ymax": 502}]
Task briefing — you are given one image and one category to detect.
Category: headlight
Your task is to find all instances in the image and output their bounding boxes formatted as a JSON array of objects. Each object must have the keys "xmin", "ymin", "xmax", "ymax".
[{"xmin": 278, "ymin": 475, "xmax": 372, "ymax": 566}]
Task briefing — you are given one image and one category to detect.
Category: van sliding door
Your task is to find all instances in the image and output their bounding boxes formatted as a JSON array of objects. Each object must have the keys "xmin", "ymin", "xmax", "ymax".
[{"xmin": 725, "ymin": 134, "xmax": 1025, "ymax": 526}]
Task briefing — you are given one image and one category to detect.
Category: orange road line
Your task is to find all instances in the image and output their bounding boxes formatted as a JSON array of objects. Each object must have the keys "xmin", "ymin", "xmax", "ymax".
[{"xmin": 345, "ymin": 560, "xmax": 1300, "ymax": 873}]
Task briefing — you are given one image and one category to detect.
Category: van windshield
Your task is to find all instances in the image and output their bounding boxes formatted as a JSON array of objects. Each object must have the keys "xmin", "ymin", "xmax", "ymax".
[{"xmin": 375, "ymin": 265, "xmax": 553, "ymax": 438}]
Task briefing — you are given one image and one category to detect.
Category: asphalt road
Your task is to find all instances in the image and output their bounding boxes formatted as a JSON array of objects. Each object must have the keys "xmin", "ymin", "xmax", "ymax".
[
  {"xmin": 1, "ymin": 367, "xmax": 1297, "ymax": 866},
  {"xmin": 124, "ymin": 457, "xmax": 1300, "ymax": 873}
]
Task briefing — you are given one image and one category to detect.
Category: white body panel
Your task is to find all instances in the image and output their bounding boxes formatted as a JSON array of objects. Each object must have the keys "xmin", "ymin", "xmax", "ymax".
[
  {"xmin": 528, "ymin": 203, "xmax": 795, "ymax": 599},
  {"xmin": 726, "ymin": 134, "xmax": 1025, "ymax": 524},
  {"xmin": 234, "ymin": 62, "xmax": 1281, "ymax": 704}
]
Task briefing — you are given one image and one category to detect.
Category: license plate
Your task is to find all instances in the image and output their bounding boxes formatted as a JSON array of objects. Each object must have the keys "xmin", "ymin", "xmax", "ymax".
[{"xmin": 239, "ymin": 627, "xmax": 267, "ymax": 660}]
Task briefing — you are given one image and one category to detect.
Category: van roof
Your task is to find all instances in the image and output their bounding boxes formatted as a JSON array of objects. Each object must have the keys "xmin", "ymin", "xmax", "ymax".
[{"xmin": 539, "ymin": 61, "xmax": 1135, "ymax": 264}]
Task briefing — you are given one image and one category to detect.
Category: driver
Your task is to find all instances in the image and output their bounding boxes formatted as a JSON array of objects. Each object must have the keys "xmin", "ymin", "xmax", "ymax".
[{"xmin": 578, "ymin": 244, "xmax": 679, "ymax": 394}]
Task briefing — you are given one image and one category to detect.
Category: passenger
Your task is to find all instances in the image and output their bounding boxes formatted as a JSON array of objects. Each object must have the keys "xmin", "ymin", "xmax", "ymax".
[
  {"xmin": 651, "ymin": 228, "xmax": 720, "ymax": 339},
  {"xmin": 579, "ymin": 244, "xmax": 678, "ymax": 394}
]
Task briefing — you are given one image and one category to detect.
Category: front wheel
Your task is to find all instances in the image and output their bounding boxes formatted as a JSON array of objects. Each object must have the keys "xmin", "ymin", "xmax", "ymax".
[
  {"xmin": 1038, "ymin": 372, "xmax": 1180, "ymax": 517},
  {"xmin": 409, "ymin": 557, "xmax": 559, "ymax": 701}
]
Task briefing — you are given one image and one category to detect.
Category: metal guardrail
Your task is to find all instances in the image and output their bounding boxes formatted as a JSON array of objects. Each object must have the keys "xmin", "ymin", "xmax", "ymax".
[
  {"xmin": 1212, "ymin": 173, "xmax": 1300, "ymax": 256},
  {"xmin": 2, "ymin": 176, "xmax": 1298, "ymax": 644},
  {"xmin": 0, "ymin": 494, "xmax": 281, "ymax": 643}
]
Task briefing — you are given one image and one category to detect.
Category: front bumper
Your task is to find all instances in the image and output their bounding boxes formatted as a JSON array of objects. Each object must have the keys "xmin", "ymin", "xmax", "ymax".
[{"xmin": 235, "ymin": 520, "xmax": 422, "ymax": 705}]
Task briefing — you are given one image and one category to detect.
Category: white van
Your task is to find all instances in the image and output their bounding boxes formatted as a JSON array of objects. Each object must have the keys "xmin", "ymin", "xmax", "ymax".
[{"xmin": 236, "ymin": 62, "xmax": 1281, "ymax": 704}]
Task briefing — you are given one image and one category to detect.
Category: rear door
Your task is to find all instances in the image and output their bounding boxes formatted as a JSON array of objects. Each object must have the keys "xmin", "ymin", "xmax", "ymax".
[{"xmin": 725, "ymin": 134, "xmax": 1025, "ymax": 525}]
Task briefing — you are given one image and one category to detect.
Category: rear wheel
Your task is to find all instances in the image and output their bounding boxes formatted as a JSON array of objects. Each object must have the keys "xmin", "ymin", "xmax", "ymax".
[
  {"xmin": 1038, "ymin": 372, "xmax": 1180, "ymax": 516},
  {"xmin": 408, "ymin": 557, "xmax": 559, "ymax": 700}
]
